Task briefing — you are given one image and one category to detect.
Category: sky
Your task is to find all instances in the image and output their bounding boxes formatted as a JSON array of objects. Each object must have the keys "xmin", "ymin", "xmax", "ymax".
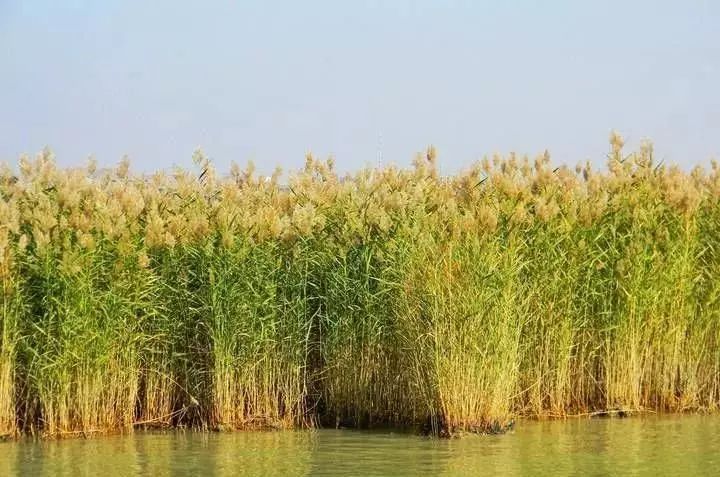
[{"xmin": 1, "ymin": 0, "xmax": 719, "ymax": 175}]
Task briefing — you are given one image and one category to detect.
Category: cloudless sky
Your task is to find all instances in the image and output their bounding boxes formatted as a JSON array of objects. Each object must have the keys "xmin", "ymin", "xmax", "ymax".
[{"xmin": 1, "ymin": 0, "xmax": 719, "ymax": 175}]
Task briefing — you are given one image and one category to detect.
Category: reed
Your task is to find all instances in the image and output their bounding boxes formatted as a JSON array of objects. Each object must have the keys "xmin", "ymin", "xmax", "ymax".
[{"xmin": 1, "ymin": 136, "xmax": 720, "ymax": 437}]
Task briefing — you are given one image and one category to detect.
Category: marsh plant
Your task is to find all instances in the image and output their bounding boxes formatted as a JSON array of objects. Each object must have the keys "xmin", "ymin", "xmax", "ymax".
[{"xmin": 1, "ymin": 134, "xmax": 720, "ymax": 438}]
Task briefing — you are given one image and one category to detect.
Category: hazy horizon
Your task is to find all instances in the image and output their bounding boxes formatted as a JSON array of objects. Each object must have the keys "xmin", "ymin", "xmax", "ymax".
[{"xmin": 2, "ymin": 1, "xmax": 719, "ymax": 175}]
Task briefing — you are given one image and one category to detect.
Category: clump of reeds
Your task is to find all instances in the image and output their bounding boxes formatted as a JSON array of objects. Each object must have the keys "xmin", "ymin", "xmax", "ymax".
[{"xmin": 0, "ymin": 135, "xmax": 719, "ymax": 438}]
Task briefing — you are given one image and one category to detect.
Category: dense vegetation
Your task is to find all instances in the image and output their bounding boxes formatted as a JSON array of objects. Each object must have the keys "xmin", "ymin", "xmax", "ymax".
[{"xmin": 2, "ymin": 133, "xmax": 720, "ymax": 438}]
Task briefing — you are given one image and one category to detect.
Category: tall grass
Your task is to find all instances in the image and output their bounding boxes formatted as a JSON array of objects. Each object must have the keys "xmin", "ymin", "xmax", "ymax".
[{"xmin": 1, "ymin": 136, "xmax": 720, "ymax": 437}]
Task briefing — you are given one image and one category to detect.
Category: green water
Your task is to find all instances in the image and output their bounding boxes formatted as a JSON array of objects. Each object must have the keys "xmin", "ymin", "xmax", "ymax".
[{"xmin": 1, "ymin": 416, "xmax": 718, "ymax": 476}]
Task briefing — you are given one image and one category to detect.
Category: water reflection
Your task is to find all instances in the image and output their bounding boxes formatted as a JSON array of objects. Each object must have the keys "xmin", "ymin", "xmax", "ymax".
[{"xmin": 1, "ymin": 416, "xmax": 718, "ymax": 476}]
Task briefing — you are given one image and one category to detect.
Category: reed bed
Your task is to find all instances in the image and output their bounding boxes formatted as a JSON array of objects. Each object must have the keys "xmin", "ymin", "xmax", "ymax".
[{"xmin": 1, "ymin": 134, "xmax": 720, "ymax": 438}]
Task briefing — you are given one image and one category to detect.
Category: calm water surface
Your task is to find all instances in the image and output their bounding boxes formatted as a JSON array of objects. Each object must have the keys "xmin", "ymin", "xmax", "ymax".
[{"xmin": 1, "ymin": 416, "xmax": 718, "ymax": 476}]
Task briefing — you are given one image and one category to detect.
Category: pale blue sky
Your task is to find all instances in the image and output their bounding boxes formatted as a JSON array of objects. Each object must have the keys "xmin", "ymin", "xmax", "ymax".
[{"xmin": 1, "ymin": 1, "xmax": 718, "ymax": 175}]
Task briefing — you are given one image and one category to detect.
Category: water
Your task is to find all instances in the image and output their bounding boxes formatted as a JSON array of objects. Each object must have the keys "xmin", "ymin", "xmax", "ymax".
[{"xmin": 1, "ymin": 416, "xmax": 718, "ymax": 476}]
